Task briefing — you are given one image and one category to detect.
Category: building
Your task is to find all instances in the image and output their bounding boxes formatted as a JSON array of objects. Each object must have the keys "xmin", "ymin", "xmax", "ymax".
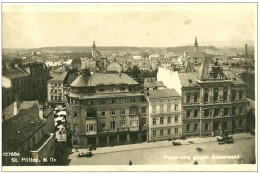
[
  {"xmin": 143, "ymin": 78, "xmax": 166, "ymax": 91},
  {"xmin": 146, "ymin": 89, "xmax": 182, "ymax": 141},
  {"xmin": 106, "ymin": 61, "xmax": 123, "ymax": 73},
  {"xmin": 66, "ymin": 69, "xmax": 148, "ymax": 147},
  {"xmin": 2, "ymin": 104, "xmax": 55, "ymax": 166},
  {"xmin": 2, "ymin": 62, "xmax": 49, "ymax": 108},
  {"xmin": 2, "ymin": 100, "xmax": 39, "ymax": 121},
  {"xmin": 158, "ymin": 58, "xmax": 248, "ymax": 137},
  {"xmin": 47, "ymin": 71, "xmax": 69, "ymax": 109}
]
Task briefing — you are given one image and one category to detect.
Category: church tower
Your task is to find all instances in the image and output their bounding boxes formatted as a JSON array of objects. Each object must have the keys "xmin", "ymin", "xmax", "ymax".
[
  {"xmin": 194, "ymin": 36, "xmax": 198, "ymax": 52},
  {"xmin": 92, "ymin": 41, "xmax": 96, "ymax": 60}
]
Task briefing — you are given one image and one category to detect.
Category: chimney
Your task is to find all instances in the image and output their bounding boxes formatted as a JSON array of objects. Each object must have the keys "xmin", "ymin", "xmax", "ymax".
[
  {"xmin": 14, "ymin": 99, "xmax": 19, "ymax": 116},
  {"xmin": 245, "ymin": 44, "xmax": 248, "ymax": 58},
  {"xmin": 39, "ymin": 105, "xmax": 44, "ymax": 120}
]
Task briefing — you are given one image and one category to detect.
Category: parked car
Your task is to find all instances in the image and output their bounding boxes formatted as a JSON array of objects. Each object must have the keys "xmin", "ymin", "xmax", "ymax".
[{"xmin": 78, "ymin": 151, "xmax": 93, "ymax": 158}]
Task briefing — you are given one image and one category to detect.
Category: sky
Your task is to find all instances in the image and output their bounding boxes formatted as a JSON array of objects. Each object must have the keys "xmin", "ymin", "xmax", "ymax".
[{"xmin": 2, "ymin": 4, "xmax": 257, "ymax": 49}]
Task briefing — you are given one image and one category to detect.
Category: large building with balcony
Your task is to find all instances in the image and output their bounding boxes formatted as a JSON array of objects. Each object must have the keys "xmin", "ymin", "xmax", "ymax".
[
  {"xmin": 146, "ymin": 89, "xmax": 182, "ymax": 141},
  {"xmin": 66, "ymin": 69, "xmax": 148, "ymax": 147},
  {"xmin": 158, "ymin": 58, "xmax": 248, "ymax": 137}
]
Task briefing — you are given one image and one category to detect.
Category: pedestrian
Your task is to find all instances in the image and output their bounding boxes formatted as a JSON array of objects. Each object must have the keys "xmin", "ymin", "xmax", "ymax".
[
  {"xmin": 129, "ymin": 160, "xmax": 132, "ymax": 165},
  {"xmin": 194, "ymin": 161, "xmax": 198, "ymax": 165},
  {"xmin": 76, "ymin": 147, "xmax": 78, "ymax": 152}
]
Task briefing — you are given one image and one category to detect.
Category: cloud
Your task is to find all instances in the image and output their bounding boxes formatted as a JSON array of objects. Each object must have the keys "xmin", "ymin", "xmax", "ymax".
[{"xmin": 184, "ymin": 18, "xmax": 192, "ymax": 25}]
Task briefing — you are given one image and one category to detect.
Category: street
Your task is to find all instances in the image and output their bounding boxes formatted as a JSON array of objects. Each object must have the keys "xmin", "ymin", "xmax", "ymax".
[{"xmin": 67, "ymin": 136, "xmax": 255, "ymax": 165}]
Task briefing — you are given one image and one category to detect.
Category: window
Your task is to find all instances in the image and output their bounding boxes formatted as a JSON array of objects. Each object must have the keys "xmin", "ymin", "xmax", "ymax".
[
  {"xmin": 167, "ymin": 116, "xmax": 171, "ymax": 124},
  {"xmin": 153, "ymin": 118, "xmax": 156, "ymax": 125},
  {"xmin": 175, "ymin": 128, "xmax": 178, "ymax": 134},
  {"xmin": 214, "ymin": 108, "xmax": 219, "ymax": 117},
  {"xmin": 232, "ymin": 107, "xmax": 236, "ymax": 115},
  {"xmin": 174, "ymin": 104, "xmax": 178, "ymax": 111},
  {"xmin": 186, "ymin": 124, "xmax": 191, "ymax": 132},
  {"xmin": 186, "ymin": 110, "xmax": 191, "ymax": 118},
  {"xmin": 118, "ymin": 98, "xmax": 125, "ymax": 103},
  {"xmin": 205, "ymin": 123, "xmax": 209, "ymax": 131},
  {"xmin": 194, "ymin": 94, "xmax": 198, "ymax": 103},
  {"xmin": 120, "ymin": 87, "xmax": 125, "ymax": 91},
  {"xmin": 167, "ymin": 129, "xmax": 171, "ymax": 135},
  {"xmin": 120, "ymin": 109, "xmax": 126, "ymax": 115},
  {"xmin": 141, "ymin": 107, "xmax": 146, "ymax": 114},
  {"xmin": 194, "ymin": 110, "xmax": 198, "ymax": 118},
  {"xmin": 153, "ymin": 131, "xmax": 156, "ymax": 137},
  {"xmin": 204, "ymin": 110, "xmax": 209, "ymax": 117},
  {"xmin": 167, "ymin": 104, "xmax": 171, "ymax": 112},
  {"xmin": 101, "ymin": 111, "xmax": 106, "ymax": 117},
  {"xmin": 239, "ymin": 91, "xmax": 243, "ymax": 100},
  {"xmin": 153, "ymin": 105, "xmax": 157, "ymax": 113},
  {"xmin": 186, "ymin": 95, "xmax": 190, "ymax": 103},
  {"xmin": 110, "ymin": 121, "xmax": 116, "ymax": 130},
  {"xmin": 129, "ymin": 108, "xmax": 137, "ymax": 115},
  {"xmin": 174, "ymin": 116, "xmax": 178, "ymax": 123},
  {"xmin": 74, "ymin": 111, "xmax": 78, "ymax": 118},
  {"xmin": 239, "ymin": 119, "xmax": 243, "ymax": 127},
  {"xmin": 160, "ymin": 117, "xmax": 164, "ymax": 124},
  {"xmin": 101, "ymin": 122, "xmax": 106, "ymax": 130},
  {"xmin": 120, "ymin": 120, "xmax": 126, "ymax": 127},
  {"xmin": 194, "ymin": 124, "xmax": 199, "ymax": 132},
  {"xmin": 111, "ymin": 88, "xmax": 115, "ymax": 92},
  {"xmin": 86, "ymin": 124, "xmax": 95, "ymax": 132},
  {"xmin": 99, "ymin": 88, "xmax": 105, "ymax": 92},
  {"xmin": 214, "ymin": 88, "xmax": 218, "ymax": 102},
  {"xmin": 160, "ymin": 129, "xmax": 164, "ymax": 136},
  {"xmin": 160, "ymin": 105, "xmax": 164, "ymax": 113},
  {"xmin": 101, "ymin": 100, "xmax": 106, "ymax": 104},
  {"xmin": 224, "ymin": 108, "xmax": 229, "ymax": 116},
  {"xmin": 232, "ymin": 91, "xmax": 236, "ymax": 101},
  {"xmin": 89, "ymin": 101, "xmax": 94, "ymax": 105},
  {"xmin": 239, "ymin": 107, "xmax": 243, "ymax": 114},
  {"xmin": 131, "ymin": 98, "xmax": 136, "ymax": 102},
  {"xmin": 110, "ymin": 109, "xmax": 116, "ymax": 116},
  {"xmin": 204, "ymin": 92, "xmax": 208, "ymax": 103},
  {"xmin": 111, "ymin": 99, "xmax": 116, "ymax": 104},
  {"xmin": 223, "ymin": 87, "xmax": 228, "ymax": 101},
  {"xmin": 73, "ymin": 123, "xmax": 77, "ymax": 131}
]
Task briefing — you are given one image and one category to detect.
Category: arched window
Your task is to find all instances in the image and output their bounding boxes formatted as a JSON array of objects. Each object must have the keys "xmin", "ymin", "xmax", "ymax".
[
  {"xmin": 194, "ymin": 124, "xmax": 199, "ymax": 132},
  {"xmin": 214, "ymin": 88, "xmax": 218, "ymax": 102},
  {"xmin": 204, "ymin": 92, "xmax": 208, "ymax": 103},
  {"xmin": 232, "ymin": 91, "xmax": 236, "ymax": 101},
  {"xmin": 223, "ymin": 87, "xmax": 228, "ymax": 101},
  {"xmin": 205, "ymin": 123, "xmax": 209, "ymax": 131},
  {"xmin": 186, "ymin": 124, "xmax": 191, "ymax": 132}
]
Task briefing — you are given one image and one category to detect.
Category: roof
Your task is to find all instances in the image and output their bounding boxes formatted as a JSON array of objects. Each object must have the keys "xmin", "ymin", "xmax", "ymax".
[
  {"xmin": 183, "ymin": 60, "xmax": 193, "ymax": 72},
  {"xmin": 144, "ymin": 81, "xmax": 165, "ymax": 88},
  {"xmin": 197, "ymin": 58, "xmax": 210, "ymax": 79},
  {"xmin": 222, "ymin": 71, "xmax": 246, "ymax": 85},
  {"xmin": 187, "ymin": 51, "xmax": 205, "ymax": 58},
  {"xmin": 3, "ymin": 100, "xmax": 39, "ymax": 121},
  {"xmin": 147, "ymin": 89, "xmax": 180, "ymax": 99},
  {"xmin": 66, "ymin": 73, "xmax": 78, "ymax": 85},
  {"xmin": 48, "ymin": 71, "xmax": 68, "ymax": 82},
  {"xmin": 179, "ymin": 72, "xmax": 199, "ymax": 87},
  {"xmin": 71, "ymin": 73, "xmax": 138, "ymax": 87},
  {"xmin": 2, "ymin": 105, "xmax": 46, "ymax": 152},
  {"xmin": 2, "ymin": 67, "xmax": 29, "ymax": 79}
]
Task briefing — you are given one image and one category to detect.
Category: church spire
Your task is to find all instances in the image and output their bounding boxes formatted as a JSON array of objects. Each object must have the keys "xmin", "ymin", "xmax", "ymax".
[
  {"xmin": 194, "ymin": 36, "xmax": 198, "ymax": 52},
  {"xmin": 92, "ymin": 41, "xmax": 96, "ymax": 59}
]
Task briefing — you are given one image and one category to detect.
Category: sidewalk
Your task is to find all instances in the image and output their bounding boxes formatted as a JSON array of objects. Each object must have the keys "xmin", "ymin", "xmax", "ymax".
[{"xmin": 73, "ymin": 133, "xmax": 254, "ymax": 155}]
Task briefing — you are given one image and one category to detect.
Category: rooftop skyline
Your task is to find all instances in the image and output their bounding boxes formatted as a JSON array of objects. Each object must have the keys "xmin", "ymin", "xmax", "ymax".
[{"xmin": 2, "ymin": 4, "xmax": 256, "ymax": 49}]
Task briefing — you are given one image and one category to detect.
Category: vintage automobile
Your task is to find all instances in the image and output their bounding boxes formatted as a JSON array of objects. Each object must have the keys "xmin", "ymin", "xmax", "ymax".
[
  {"xmin": 78, "ymin": 151, "xmax": 93, "ymax": 158},
  {"xmin": 172, "ymin": 141, "xmax": 182, "ymax": 146},
  {"xmin": 217, "ymin": 135, "xmax": 234, "ymax": 145}
]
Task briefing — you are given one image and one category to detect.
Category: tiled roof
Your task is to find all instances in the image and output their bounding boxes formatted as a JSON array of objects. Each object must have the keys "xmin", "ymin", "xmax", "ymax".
[
  {"xmin": 179, "ymin": 72, "xmax": 199, "ymax": 87},
  {"xmin": 3, "ymin": 100, "xmax": 39, "ymax": 121},
  {"xmin": 147, "ymin": 89, "xmax": 180, "ymax": 99},
  {"xmin": 2, "ymin": 67, "xmax": 29, "ymax": 79},
  {"xmin": 144, "ymin": 81, "xmax": 165, "ymax": 88},
  {"xmin": 48, "ymin": 71, "xmax": 68, "ymax": 82},
  {"xmin": 2, "ymin": 105, "xmax": 45, "ymax": 152},
  {"xmin": 222, "ymin": 71, "xmax": 246, "ymax": 85},
  {"xmin": 71, "ymin": 73, "xmax": 138, "ymax": 87}
]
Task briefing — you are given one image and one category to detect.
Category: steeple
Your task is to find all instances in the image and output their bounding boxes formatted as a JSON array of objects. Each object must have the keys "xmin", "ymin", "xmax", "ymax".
[
  {"xmin": 194, "ymin": 36, "xmax": 198, "ymax": 52},
  {"xmin": 92, "ymin": 41, "xmax": 96, "ymax": 49},
  {"xmin": 92, "ymin": 41, "xmax": 96, "ymax": 59}
]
